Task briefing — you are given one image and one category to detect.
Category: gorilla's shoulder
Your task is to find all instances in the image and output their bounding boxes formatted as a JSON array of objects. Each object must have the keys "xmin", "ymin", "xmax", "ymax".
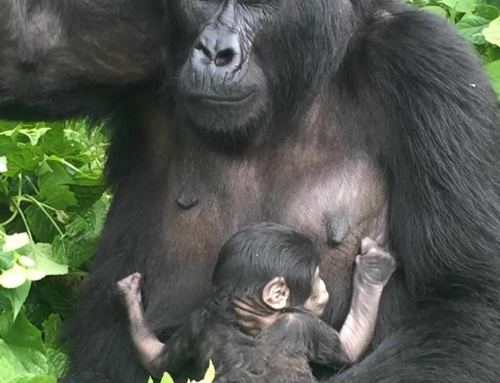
[
  {"xmin": 352, "ymin": 3, "xmax": 492, "ymax": 102},
  {"xmin": 363, "ymin": 4, "xmax": 478, "ymax": 65}
]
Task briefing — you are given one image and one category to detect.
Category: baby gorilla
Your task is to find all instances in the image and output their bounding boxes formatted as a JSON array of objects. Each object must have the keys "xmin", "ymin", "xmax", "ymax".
[{"xmin": 117, "ymin": 223, "xmax": 396, "ymax": 382}]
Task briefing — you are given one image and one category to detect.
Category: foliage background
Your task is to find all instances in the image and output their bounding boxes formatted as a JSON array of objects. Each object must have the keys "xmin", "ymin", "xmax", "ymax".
[{"xmin": 1, "ymin": 2, "xmax": 500, "ymax": 382}]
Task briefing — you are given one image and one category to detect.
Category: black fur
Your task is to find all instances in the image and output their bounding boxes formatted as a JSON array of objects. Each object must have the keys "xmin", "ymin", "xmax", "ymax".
[{"xmin": 1, "ymin": 1, "xmax": 500, "ymax": 382}]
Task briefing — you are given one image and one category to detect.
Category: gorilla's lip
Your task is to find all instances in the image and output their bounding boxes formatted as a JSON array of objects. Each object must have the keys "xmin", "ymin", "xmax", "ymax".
[{"xmin": 187, "ymin": 92, "xmax": 255, "ymax": 106}]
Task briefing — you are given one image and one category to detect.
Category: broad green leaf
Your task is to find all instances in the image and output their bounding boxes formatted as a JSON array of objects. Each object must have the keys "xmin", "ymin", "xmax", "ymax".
[
  {"xmin": 42, "ymin": 314, "xmax": 63, "ymax": 348},
  {"xmin": 6, "ymin": 375, "xmax": 56, "ymax": 383},
  {"xmin": 421, "ymin": 5, "xmax": 448, "ymax": 17},
  {"xmin": 475, "ymin": 5, "xmax": 500, "ymax": 20},
  {"xmin": 160, "ymin": 372, "xmax": 175, "ymax": 383},
  {"xmin": 0, "ymin": 138, "xmax": 43, "ymax": 176},
  {"xmin": 203, "ymin": 360, "xmax": 216, "ymax": 383},
  {"xmin": 0, "ymin": 281, "xmax": 31, "ymax": 319},
  {"xmin": 0, "ymin": 356, "xmax": 19, "ymax": 381},
  {"xmin": 3, "ymin": 233, "xmax": 30, "ymax": 252},
  {"xmin": 29, "ymin": 243, "xmax": 68, "ymax": 279},
  {"xmin": 0, "ymin": 251, "xmax": 16, "ymax": 270},
  {"xmin": 0, "ymin": 313, "xmax": 49, "ymax": 375},
  {"xmin": 0, "ymin": 155, "xmax": 7, "ymax": 172},
  {"xmin": 37, "ymin": 162, "xmax": 77, "ymax": 210},
  {"xmin": 484, "ymin": 17, "xmax": 500, "ymax": 46},
  {"xmin": 18, "ymin": 256, "xmax": 36, "ymax": 268},
  {"xmin": 456, "ymin": 15, "xmax": 490, "ymax": 44},
  {"xmin": 455, "ymin": 0, "xmax": 476, "ymax": 13},
  {"xmin": 25, "ymin": 205, "xmax": 60, "ymax": 244},
  {"xmin": 438, "ymin": 0, "xmax": 458, "ymax": 10},
  {"xmin": 0, "ymin": 264, "xmax": 28, "ymax": 288},
  {"xmin": 0, "ymin": 244, "xmax": 68, "ymax": 287},
  {"xmin": 17, "ymin": 127, "xmax": 51, "ymax": 146},
  {"xmin": 485, "ymin": 60, "xmax": 500, "ymax": 96},
  {"xmin": 46, "ymin": 347, "xmax": 69, "ymax": 377}
]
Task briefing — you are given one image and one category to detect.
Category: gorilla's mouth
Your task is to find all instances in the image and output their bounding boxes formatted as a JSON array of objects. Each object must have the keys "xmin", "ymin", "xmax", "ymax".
[{"xmin": 188, "ymin": 92, "xmax": 256, "ymax": 106}]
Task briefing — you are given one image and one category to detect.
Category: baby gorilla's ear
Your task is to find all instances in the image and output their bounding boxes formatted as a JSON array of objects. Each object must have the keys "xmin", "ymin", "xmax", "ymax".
[{"xmin": 262, "ymin": 277, "xmax": 290, "ymax": 310}]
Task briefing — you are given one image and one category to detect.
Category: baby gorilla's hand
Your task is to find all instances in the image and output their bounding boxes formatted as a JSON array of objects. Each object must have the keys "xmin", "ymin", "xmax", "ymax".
[
  {"xmin": 116, "ymin": 272, "xmax": 143, "ymax": 306},
  {"xmin": 355, "ymin": 238, "xmax": 396, "ymax": 288}
]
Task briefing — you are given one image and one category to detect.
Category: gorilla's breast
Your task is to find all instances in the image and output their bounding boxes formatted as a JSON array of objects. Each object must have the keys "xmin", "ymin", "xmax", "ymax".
[{"xmin": 147, "ymin": 122, "xmax": 389, "ymax": 325}]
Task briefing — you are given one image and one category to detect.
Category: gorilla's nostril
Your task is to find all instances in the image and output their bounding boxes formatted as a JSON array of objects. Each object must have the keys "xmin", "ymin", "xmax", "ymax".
[
  {"xmin": 195, "ymin": 42, "xmax": 212, "ymax": 60},
  {"xmin": 214, "ymin": 48, "xmax": 235, "ymax": 67}
]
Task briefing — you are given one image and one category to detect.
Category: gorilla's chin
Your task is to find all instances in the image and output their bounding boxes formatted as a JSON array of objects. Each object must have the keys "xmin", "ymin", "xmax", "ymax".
[
  {"xmin": 182, "ymin": 92, "xmax": 263, "ymax": 132},
  {"xmin": 183, "ymin": 96, "xmax": 271, "ymax": 154}
]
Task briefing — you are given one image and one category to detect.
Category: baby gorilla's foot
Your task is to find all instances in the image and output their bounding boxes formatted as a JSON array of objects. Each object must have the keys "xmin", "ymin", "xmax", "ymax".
[
  {"xmin": 116, "ymin": 272, "xmax": 143, "ymax": 306},
  {"xmin": 355, "ymin": 238, "xmax": 396, "ymax": 288}
]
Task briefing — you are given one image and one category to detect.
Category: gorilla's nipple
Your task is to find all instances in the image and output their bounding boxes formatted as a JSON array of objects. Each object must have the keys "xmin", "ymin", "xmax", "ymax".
[
  {"xmin": 325, "ymin": 210, "xmax": 351, "ymax": 246},
  {"xmin": 176, "ymin": 182, "xmax": 199, "ymax": 210}
]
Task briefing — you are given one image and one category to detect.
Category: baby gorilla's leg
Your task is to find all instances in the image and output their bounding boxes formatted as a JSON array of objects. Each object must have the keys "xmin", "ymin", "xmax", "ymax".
[{"xmin": 338, "ymin": 238, "xmax": 396, "ymax": 362}]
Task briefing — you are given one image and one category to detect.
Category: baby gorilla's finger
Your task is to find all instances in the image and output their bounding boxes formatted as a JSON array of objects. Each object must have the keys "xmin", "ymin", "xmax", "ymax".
[
  {"xmin": 360, "ymin": 237, "xmax": 377, "ymax": 255},
  {"xmin": 129, "ymin": 272, "xmax": 143, "ymax": 286}
]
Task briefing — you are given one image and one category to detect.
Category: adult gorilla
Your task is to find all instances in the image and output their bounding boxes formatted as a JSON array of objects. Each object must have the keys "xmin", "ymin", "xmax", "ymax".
[{"xmin": 1, "ymin": 0, "xmax": 500, "ymax": 382}]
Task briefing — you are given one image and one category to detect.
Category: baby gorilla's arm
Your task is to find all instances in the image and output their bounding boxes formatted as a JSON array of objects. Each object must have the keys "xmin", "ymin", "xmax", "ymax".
[
  {"xmin": 116, "ymin": 273, "xmax": 194, "ymax": 378},
  {"xmin": 305, "ymin": 239, "xmax": 395, "ymax": 367},
  {"xmin": 338, "ymin": 238, "xmax": 396, "ymax": 361}
]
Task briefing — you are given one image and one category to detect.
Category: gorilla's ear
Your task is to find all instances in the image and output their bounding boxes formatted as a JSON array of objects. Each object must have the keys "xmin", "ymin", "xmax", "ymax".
[{"xmin": 262, "ymin": 277, "xmax": 289, "ymax": 310}]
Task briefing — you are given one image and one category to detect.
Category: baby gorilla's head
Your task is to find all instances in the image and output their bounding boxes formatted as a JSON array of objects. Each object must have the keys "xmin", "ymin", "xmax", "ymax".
[{"xmin": 212, "ymin": 223, "xmax": 329, "ymax": 320}]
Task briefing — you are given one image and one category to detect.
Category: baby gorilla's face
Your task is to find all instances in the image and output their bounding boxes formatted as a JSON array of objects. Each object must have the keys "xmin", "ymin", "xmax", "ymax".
[{"xmin": 303, "ymin": 268, "xmax": 329, "ymax": 316}]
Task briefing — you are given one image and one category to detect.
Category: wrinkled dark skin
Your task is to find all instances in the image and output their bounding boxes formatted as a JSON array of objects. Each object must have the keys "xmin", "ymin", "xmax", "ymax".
[{"xmin": 1, "ymin": 1, "xmax": 500, "ymax": 383}]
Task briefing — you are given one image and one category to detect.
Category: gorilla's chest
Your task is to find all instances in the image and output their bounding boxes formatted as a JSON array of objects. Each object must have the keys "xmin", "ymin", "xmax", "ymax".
[{"xmin": 154, "ymin": 140, "xmax": 388, "ymax": 323}]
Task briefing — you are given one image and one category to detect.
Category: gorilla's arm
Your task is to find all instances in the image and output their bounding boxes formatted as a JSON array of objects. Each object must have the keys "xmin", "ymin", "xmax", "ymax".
[
  {"xmin": 0, "ymin": 0, "xmax": 163, "ymax": 120},
  {"xmin": 333, "ymin": 8, "xmax": 500, "ymax": 383}
]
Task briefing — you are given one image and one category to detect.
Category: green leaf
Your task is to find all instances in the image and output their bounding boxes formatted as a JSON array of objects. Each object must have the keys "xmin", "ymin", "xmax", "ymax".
[
  {"xmin": 0, "ymin": 155, "xmax": 7, "ymax": 173},
  {"xmin": 1, "ymin": 244, "xmax": 68, "ymax": 287},
  {"xmin": 475, "ymin": 5, "xmax": 500, "ymax": 20},
  {"xmin": 25, "ymin": 205, "xmax": 60, "ymax": 244},
  {"xmin": 3, "ymin": 233, "xmax": 30, "ymax": 252},
  {"xmin": 484, "ymin": 17, "xmax": 500, "ymax": 46},
  {"xmin": 203, "ymin": 360, "xmax": 216, "ymax": 383},
  {"xmin": 6, "ymin": 375, "xmax": 56, "ymax": 383},
  {"xmin": 0, "ymin": 137, "xmax": 43, "ymax": 176},
  {"xmin": 46, "ymin": 346, "xmax": 69, "ymax": 377},
  {"xmin": 42, "ymin": 314, "xmax": 63, "ymax": 348},
  {"xmin": 160, "ymin": 372, "xmax": 175, "ymax": 383},
  {"xmin": 456, "ymin": 15, "xmax": 490, "ymax": 44},
  {"xmin": 438, "ymin": 0, "xmax": 458, "ymax": 10},
  {"xmin": 421, "ymin": 5, "xmax": 448, "ymax": 17},
  {"xmin": 28, "ymin": 244, "xmax": 68, "ymax": 280},
  {"xmin": 0, "ymin": 281, "xmax": 31, "ymax": 319},
  {"xmin": 0, "ymin": 264, "xmax": 28, "ymax": 288},
  {"xmin": 0, "ymin": 251, "xmax": 16, "ymax": 270},
  {"xmin": 37, "ymin": 162, "xmax": 77, "ymax": 210},
  {"xmin": 17, "ymin": 127, "xmax": 51, "ymax": 146},
  {"xmin": 485, "ymin": 60, "xmax": 500, "ymax": 96},
  {"xmin": 455, "ymin": 0, "xmax": 476, "ymax": 13},
  {"xmin": 0, "ymin": 313, "xmax": 49, "ymax": 374}
]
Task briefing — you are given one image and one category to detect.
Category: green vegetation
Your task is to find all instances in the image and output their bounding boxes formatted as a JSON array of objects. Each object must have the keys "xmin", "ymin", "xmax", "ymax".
[
  {"xmin": 0, "ymin": 121, "xmax": 109, "ymax": 382},
  {"xmin": 0, "ymin": 1, "xmax": 499, "ymax": 381}
]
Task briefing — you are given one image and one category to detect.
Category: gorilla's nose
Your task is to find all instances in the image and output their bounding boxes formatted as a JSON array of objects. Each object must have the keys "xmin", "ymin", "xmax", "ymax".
[{"xmin": 192, "ymin": 28, "xmax": 241, "ymax": 72}]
